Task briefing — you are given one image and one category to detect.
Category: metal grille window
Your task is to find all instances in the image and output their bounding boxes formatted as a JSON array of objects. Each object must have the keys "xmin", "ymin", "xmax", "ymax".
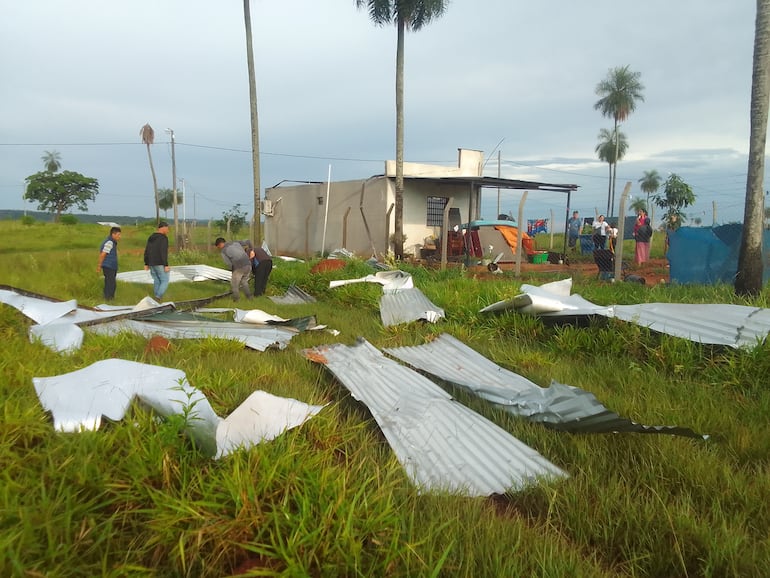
[{"xmin": 426, "ymin": 196, "xmax": 448, "ymax": 226}]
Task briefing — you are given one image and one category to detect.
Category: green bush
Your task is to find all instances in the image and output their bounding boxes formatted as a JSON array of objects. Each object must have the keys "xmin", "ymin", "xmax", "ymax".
[
  {"xmin": 20, "ymin": 215, "xmax": 35, "ymax": 226},
  {"xmin": 60, "ymin": 214, "xmax": 78, "ymax": 225}
]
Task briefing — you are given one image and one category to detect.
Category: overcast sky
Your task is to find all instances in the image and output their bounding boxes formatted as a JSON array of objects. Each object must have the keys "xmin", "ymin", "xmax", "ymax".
[{"xmin": 0, "ymin": 0, "xmax": 764, "ymax": 228}]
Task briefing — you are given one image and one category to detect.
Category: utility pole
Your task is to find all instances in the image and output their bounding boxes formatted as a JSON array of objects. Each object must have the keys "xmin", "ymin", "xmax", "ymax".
[{"xmin": 166, "ymin": 128, "xmax": 181, "ymax": 250}]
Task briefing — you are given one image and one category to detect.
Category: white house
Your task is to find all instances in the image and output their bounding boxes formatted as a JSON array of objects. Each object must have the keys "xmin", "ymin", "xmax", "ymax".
[{"xmin": 262, "ymin": 148, "xmax": 577, "ymax": 259}]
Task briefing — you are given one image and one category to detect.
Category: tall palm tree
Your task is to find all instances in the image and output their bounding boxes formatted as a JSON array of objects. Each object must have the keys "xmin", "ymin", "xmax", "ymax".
[
  {"xmin": 243, "ymin": 0, "xmax": 261, "ymax": 243},
  {"xmin": 595, "ymin": 128, "xmax": 628, "ymax": 215},
  {"xmin": 736, "ymin": 0, "xmax": 770, "ymax": 296},
  {"xmin": 356, "ymin": 0, "xmax": 448, "ymax": 259},
  {"xmin": 140, "ymin": 123, "xmax": 160, "ymax": 223},
  {"xmin": 594, "ymin": 65, "xmax": 644, "ymax": 217},
  {"xmin": 41, "ymin": 150, "xmax": 62, "ymax": 173},
  {"xmin": 638, "ymin": 169, "xmax": 661, "ymax": 210}
]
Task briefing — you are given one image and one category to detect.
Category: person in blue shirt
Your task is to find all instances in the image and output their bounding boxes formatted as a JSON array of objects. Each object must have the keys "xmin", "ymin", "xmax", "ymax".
[{"xmin": 97, "ymin": 226, "xmax": 121, "ymax": 300}]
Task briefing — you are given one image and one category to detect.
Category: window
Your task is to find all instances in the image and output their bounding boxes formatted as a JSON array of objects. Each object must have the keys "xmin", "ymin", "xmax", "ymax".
[{"xmin": 426, "ymin": 196, "xmax": 448, "ymax": 227}]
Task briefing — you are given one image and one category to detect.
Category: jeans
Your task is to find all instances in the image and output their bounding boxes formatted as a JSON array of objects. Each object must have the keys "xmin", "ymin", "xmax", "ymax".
[
  {"xmin": 149, "ymin": 265, "xmax": 170, "ymax": 300},
  {"xmin": 230, "ymin": 264, "xmax": 252, "ymax": 301}
]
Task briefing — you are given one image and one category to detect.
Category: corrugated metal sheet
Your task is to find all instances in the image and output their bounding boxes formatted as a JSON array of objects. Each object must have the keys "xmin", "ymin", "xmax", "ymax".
[
  {"xmin": 87, "ymin": 319, "xmax": 296, "ymax": 351},
  {"xmin": 612, "ymin": 303, "xmax": 770, "ymax": 348},
  {"xmin": 116, "ymin": 264, "xmax": 232, "ymax": 284},
  {"xmin": 481, "ymin": 279, "xmax": 770, "ymax": 349},
  {"xmin": 380, "ymin": 288, "xmax": 445, "ymax": 327},
  {"xmin": 303, "ymin": 339, "xmax": 566, "ymax": 497},
  {"xmin": 269, "ymin": 284, "xmax": 317, "ymax": 305},
  {"xmin": 33, "ymin": 359, "xmax": 325, "ymax": 459},
  {"xmin": 385, "ymin": 334, "xmax": 706, "ymax": 438}
]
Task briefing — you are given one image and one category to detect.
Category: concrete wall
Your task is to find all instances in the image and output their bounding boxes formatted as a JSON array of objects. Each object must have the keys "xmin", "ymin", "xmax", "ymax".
[{"xmin": 264, "ymin": 177, "xmax": 476, "ymax": 258}]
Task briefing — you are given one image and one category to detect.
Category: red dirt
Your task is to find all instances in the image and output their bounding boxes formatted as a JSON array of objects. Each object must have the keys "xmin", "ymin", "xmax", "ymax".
[{"xmin": 464, "ymin": 257, "xmax": 670, "ymax": 283}]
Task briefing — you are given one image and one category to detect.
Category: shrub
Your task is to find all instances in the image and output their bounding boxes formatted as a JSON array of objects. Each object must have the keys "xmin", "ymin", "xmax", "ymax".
[
  {"xmin": 20, "ymin": 215, "xmax": 35, "ymax": 226},
  {"xmin": 60, "ymin": 214, "xmax": 78, "ymax": 225}
]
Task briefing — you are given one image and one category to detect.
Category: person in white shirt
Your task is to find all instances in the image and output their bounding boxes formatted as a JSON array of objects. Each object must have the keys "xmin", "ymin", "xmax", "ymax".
[{"xmin": 592, "ymin": 215, "xmax": 611, "ymax": 249}]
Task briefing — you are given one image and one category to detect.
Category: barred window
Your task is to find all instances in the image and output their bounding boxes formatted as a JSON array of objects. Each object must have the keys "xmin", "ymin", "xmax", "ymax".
[{"xmin": 426, "ymin": 196, "xmax": 448, "ymax": 227}]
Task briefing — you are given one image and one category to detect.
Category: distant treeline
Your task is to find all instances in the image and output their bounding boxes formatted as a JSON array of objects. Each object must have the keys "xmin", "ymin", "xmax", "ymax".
[{"xmin": 0, "ymin": 210, "xmax": 209, "ymax": 226}]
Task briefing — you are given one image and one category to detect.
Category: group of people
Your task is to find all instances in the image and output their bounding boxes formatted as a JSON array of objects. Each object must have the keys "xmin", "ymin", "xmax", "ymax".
[
  {"xmin": 214, "ymin": 237, "xmax": 273, "ymax": 302},
  {"xmin": 566, "ymin": 208, "xmax": 652, "ymax": 265},
  {"xmin": 96, "ymin": 222, "xmax": 271, "ymax": 302}
]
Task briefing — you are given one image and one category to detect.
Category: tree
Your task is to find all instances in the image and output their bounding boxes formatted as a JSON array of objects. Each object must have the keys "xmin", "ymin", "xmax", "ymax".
[
  {"xmin": 157, "ymin": 188, "xmax": 183, "ymax": 218},
  {"xmin": 41, "ymin": 150, "xmax": 62, "ymax": 173},
  {"xmin": 736, "ymin": 0, "xmax": 770, "ymax": 296},
  {"xmin": 25, "ymin": 170, "xmax": 99, "ymax": 222},
  {"xmin": 242, "ymin": 0, "xmax": 261, "ymax": 243},
  {"xmin": 594, "ymin": 65, "xmax": 644, "ymax": 217},
  {"xmin": 356, "ymin": 0, "xmax": 448, "ymax": 259},
  {"xmin": 638, "ymin": 169, "xmax": 661, "ymax": 210},
  {"xmin": 629, "ymin": 197, "xmax": 647, "ymax": 214},
  {"xmin": 216, "ymin": 204, "xmax": 248, "ymax": 236},
  {"xmin": 595, "ymin": 128, "xmax": 628, "ymax": 215},
  {"xmin": 652, "ymin": 173, "xmax": 696, "ymax": 230},
  {"xmin": 140, "ymin": 123, "xmax": 160, "ymax": 223}
]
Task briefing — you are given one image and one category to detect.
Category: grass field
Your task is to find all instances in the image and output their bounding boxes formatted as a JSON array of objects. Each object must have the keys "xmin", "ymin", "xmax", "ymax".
[{"xmin": 1, "ymin": 220, "xmax": 770, "ymax": 577}]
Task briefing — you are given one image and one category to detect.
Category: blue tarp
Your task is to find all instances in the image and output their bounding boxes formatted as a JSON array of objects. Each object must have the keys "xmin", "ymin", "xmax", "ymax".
[{"xmin": 667, "ymin": 225, "xmax": 770, "ymax": 284}]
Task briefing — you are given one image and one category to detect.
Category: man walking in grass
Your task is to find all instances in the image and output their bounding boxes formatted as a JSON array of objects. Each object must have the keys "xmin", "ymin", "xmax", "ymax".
[
  {"xmin": 144, "ymin": 221, "xmax": 170, "ymax": 301},
  {"xmin": 215, "ymin": 237, "xmax": 253, "ymax": 301},
  {"xmin": 96, "ymin": 226, "xmax": 121, "ymax": 301}
]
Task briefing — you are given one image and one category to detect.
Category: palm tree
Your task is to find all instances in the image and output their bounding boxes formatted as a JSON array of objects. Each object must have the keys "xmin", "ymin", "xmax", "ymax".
[
  {"xmin": 638, "ymin": 169, "xmax": 661, "ymax": 210},
  {"xmin": 595, "ymin": 128, "xmax": 628, "ymax": 216},
  {"xmin": 736, "ymin": 0, "xmax": 770, "ymax": 296},
  {"xmin": 140, "ymin": 124, "xmax": 160, "ymax": 223},
  {"xmin": 356, "ymin": 0, "xmax": 448, "ymax": 259},
  {"xmin": 594, "ymin": 65, "xmax": 644, "ymax": 217},
  {"xmin": 41, "ymin": 150, "xmax": 62, "ymax": 173},
  {"xmin": 629, "ymin": 197, "xmax": 647, "ymax": 214},
  {"xmin": 243, "ymin": 0, "xmax": 261, "ymax": 243}
]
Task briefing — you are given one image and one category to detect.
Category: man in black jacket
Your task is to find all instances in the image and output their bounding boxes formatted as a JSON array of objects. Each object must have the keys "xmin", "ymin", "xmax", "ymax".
[{"xmin": 144, "ymin": 221, "xmax": 170, "ymax": 301}]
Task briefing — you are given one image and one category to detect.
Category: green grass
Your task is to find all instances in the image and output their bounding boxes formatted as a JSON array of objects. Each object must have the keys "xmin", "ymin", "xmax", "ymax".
[{"xmin": 2, "ymin": 221, "xmax": 770, "ymax": 576}]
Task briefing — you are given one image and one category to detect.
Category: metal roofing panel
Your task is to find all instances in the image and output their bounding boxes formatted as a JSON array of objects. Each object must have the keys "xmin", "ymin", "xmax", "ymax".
[
  {"xmin": 303, "ymin": 339, "xmax": 566, "ymax": 497},
  {"xmin": 481, "ymin": 279, "xmax": 770, "ymax": 349},
  {"xmin": 116, "ymin": 264, "xmax": 231, "ymax": 284},
  {"xmin": 269, "ymin": 284, "xmax": 317, "ymax": 305},
  {"xmin": 87, "ymin": 319, "xmax": 296, "ymax": 351},
  {"xmin": 379, "ymin": 288, "xmax": 445, "ymax": 327},
  {"xmin": 385, "ymin": 333, "xmax": 706, "ymax": 438},
  {"xmin": 33, "ymin": 359, "xmax": 325, "ymax": 459}
]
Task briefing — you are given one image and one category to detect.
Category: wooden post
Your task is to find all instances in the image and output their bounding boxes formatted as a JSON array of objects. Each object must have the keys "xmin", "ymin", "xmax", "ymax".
[
  {"xmin": 342, "ymin": 206, "xmax": 351, "ymax": 249},
  {"xmin": 515, "ymin": 191, "xmax": 528, "ymax": 277},
  {"xmin": 614, "ymin": 182, "xmax": 632, "ymax": 281},
  {"xmin": 305, "ymin": 210, "xmax": 312, "ymax": 258},
  {"xmin": 440, "ymin": 197, "xmax": 454, "ymax": 271},
  {"xmin": 385, "ymin": 203, "xmax": 394, "ymax": 254}
]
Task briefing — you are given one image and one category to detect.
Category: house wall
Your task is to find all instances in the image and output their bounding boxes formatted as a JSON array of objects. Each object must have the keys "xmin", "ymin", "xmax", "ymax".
[
  {"xmin": 264, "ymin": 177, "xmax": 476, "ymax": 258},
  {"xmin": 264, "ymin": 178, "xmax": 389, "ymax": 258}
]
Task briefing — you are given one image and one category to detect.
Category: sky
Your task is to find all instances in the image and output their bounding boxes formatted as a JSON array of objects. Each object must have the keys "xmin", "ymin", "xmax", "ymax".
[{"xmin": 0, "ymin": 0, "xmax": 764, "ymax": 230}]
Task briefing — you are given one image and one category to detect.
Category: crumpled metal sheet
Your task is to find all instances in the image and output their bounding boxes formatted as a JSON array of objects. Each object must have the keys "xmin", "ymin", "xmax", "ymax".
[
  {"xmin": 385, "ymin": 334, "xmax": 707, "ymax": 438},
  {"xmin": 33, "ymin": 359, "xmax": 325, "ymax": 458},
  {"xmin": 380, "ymin": 287, "xmax": 445, "ymax": 326},
  {"xmin": 1, "ymin": 287, "xmax": 298, "ymax": 353},
  {"xmin": 329, "ymin": 270, "xmax": 414, "ymax": 291},
  {"xmin": 269, "ymin": 284, "xmax": 317, "ymax": 305},
  {"xmin": 330, "ymin": 272, "xmax": 443, "ymax": 326},
  {"xmin": 303, "ymin": 339, "xmax": 566, "ymax": 497},
  {"xmin": 116, "ymin": 264, "xmax": 232, "ymax": 284},
  {"xmin": 87, "ymin": 318, "xmax": 296, "ymax": 351},
  {"xmin": 480, "ymin": 278, "xmax": 770, "ymax": 348}
]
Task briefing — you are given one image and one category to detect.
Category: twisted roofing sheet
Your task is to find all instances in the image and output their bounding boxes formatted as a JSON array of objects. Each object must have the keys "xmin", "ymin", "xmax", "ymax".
[{"xmin": 303, "ymin": 339, "xmax": 566, "ymax": 497}]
